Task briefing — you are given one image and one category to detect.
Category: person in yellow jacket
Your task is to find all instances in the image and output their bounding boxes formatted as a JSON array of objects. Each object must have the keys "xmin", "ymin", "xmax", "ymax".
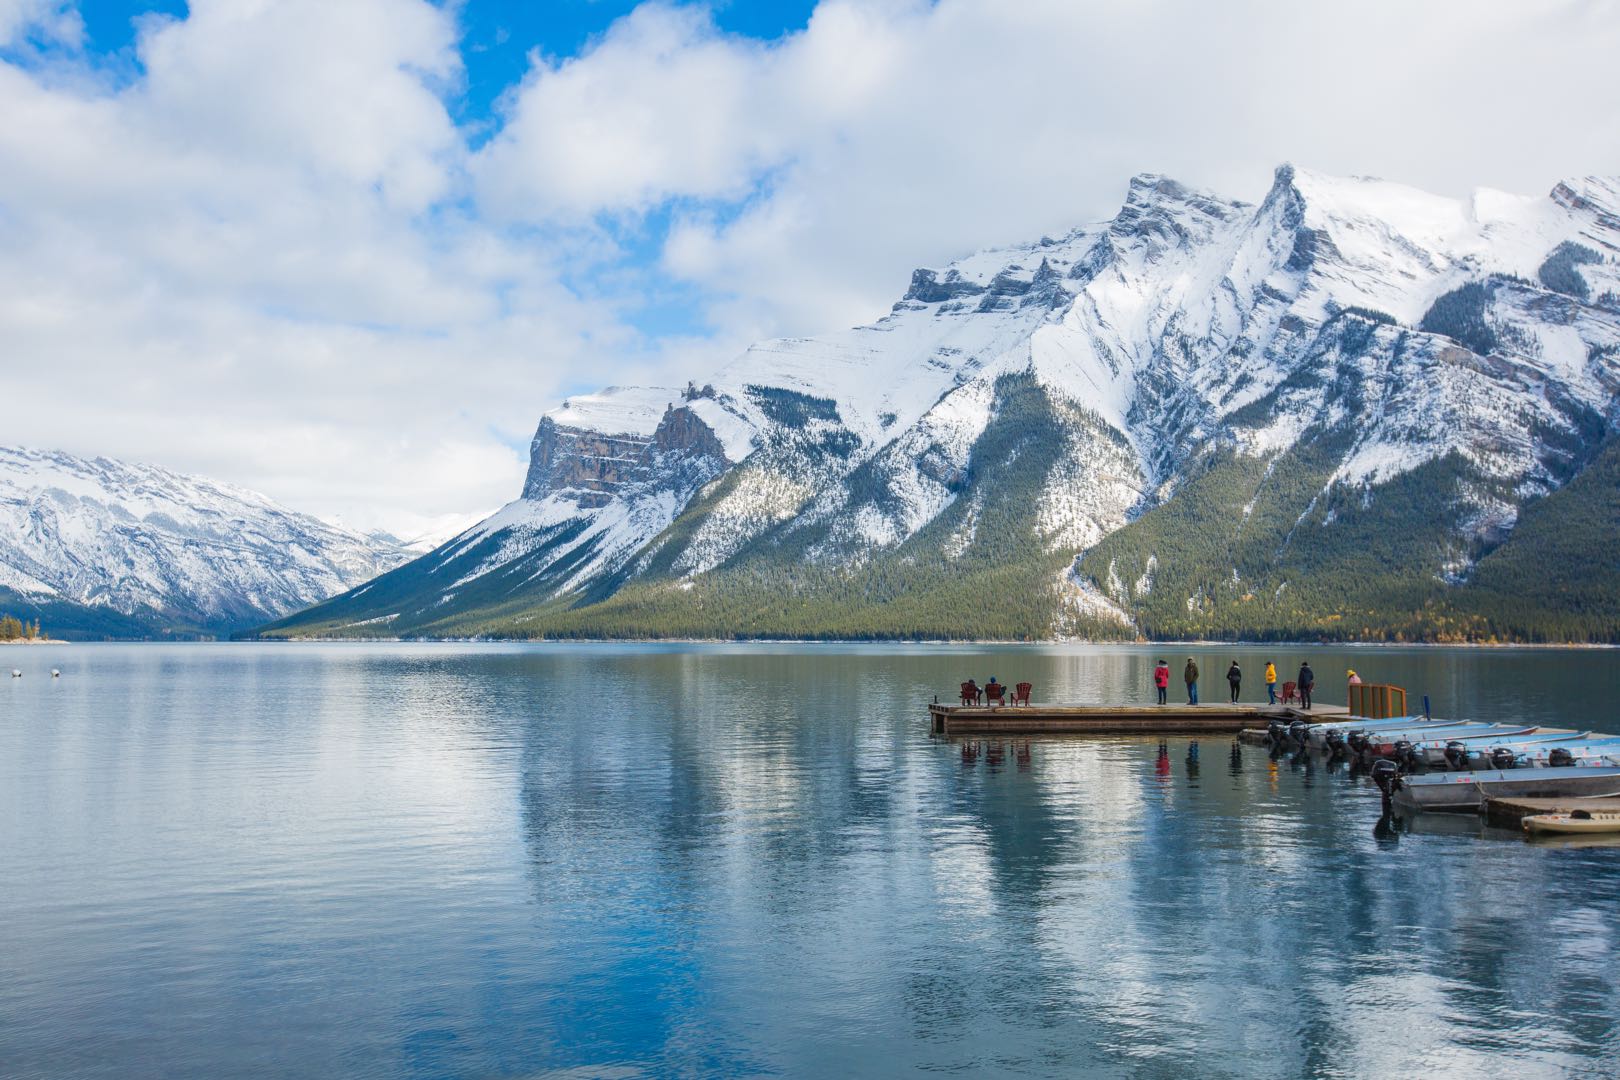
[{"xmin": 1264, "ymin": 661, "xmax": 1278, "ymax": 705}]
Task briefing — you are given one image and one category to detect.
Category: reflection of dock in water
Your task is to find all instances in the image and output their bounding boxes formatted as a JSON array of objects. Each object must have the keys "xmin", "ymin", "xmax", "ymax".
[{"xmin": 929, "ymin": 701, "xmax": 1346, "ymax": 736}]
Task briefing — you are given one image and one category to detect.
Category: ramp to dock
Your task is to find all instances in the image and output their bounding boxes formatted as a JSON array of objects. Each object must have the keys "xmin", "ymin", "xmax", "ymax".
[{"xmin": 929, "ymin": 702, "xmax": 1347, "ymax": 736}]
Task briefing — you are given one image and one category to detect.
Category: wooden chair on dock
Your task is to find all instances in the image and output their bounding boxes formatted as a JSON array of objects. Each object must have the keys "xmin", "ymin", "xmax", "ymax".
[
  {"xmin": 984, "ymin": 683, "xmax": 1006, "ymax": 707},
  {"xmin": 1281, "ymin": 681, "xmax": 1298, "ymax": 705},
  {"xmin": 1013, "ymin": 682, "xmax": 1032, "ymax": 706},
  {"xmin": 960, "ymin": 681, "xmax": 979, "ymax": 706}
]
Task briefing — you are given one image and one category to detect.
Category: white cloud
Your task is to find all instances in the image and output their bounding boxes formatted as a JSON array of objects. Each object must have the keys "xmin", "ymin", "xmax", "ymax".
[
  {"xmin": 0, "ymin": 0, "xmax": 634, "ymax": 536},
  {"xmin": 474, "ymin": 4, "xmax": 779, "ymax": 219},
  {"xmin": 0, "ymin": 0, "xmax": 81, "ymax": 47},
  {"xmin": 481, "ymin": 0, "xmax": 1620, "ymax": 336},
  {"xmin": 3, "ymin": 0, "xmax": 1617, "ymax": 536}
]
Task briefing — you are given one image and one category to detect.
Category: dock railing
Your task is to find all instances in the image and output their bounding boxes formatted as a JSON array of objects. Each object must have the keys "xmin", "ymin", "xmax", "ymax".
[{"xmin": 1348, "ymin": 683, "xmax": 1407, "ymax": 720}]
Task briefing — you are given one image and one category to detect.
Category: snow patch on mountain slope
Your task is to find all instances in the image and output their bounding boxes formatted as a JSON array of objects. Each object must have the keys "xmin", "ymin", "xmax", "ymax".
[
  {"xmin": 1035, "ymin": 395, "xmax": 1147, "ymax": 551},
  {"xmin": 0, "ymin": 561, "xmax": 54, "ymax": 596},
  {"xmin": 1055, "ymin": 560, "xmax": 1136, "ymax": 635},
  {"xmin": 550, "ymin": 386, "xmax": 680, "ymax": 436},
  {"xmin": 674, "ymin": 468, "xmax": 816, "ymax": 576}
]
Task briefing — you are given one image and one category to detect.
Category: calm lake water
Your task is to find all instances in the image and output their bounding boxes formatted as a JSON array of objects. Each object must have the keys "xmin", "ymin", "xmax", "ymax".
[{"xmin": 4, "ymin": 642, "xmax": 1620, "ymax": 1078}]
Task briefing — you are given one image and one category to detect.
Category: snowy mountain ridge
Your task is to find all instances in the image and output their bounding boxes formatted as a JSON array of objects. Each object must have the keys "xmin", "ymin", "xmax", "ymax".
[
  {"xmin": 0, "ymin": 447, "xmax": 411, "ymax": 636},
  {"xmin": 264, "ymin": 164, "xmax": 1620, "ymax": 641}
]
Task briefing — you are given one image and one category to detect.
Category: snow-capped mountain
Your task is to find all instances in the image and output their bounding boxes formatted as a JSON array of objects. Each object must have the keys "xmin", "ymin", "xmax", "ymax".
[
  {"xmin": 266, "ymin": 165, "xmax": 1620, "ymax": 642},
  {"xmin": 0, "ymin": 447, "xmax": 411, "ymax": 637}
]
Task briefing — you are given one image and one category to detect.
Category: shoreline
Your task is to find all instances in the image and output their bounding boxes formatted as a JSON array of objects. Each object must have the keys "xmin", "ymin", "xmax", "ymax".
[{"xmin": 229, "ymin": 636, "xmax": 1620, "ymax": 650}]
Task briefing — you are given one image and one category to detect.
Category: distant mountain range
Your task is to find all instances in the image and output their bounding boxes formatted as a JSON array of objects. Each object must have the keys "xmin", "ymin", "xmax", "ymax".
[
  {"xmin": 0, "ymin": 447, "xmax": 410, "ymax": 638},
  {"xmin": 229, "ymin": 167, "xmax": 1620, "ymax": 640}
]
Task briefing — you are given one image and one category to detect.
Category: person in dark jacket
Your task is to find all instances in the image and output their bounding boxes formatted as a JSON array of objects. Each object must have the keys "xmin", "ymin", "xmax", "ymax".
[
  {"xmin": 1153, "ymin": 659, "xmax": 1170, "ymax": 705},
  {"xmin": 1226, "ymin": 660, "xmax": 1242, "ymax": 703},
  {"xmin": 1297, "ymin": 661, "xmax": 1315, "ymax": 709},
  {"xmin": 1184, "ymin": 658, "xmax": 1199, "ymax": 705}
]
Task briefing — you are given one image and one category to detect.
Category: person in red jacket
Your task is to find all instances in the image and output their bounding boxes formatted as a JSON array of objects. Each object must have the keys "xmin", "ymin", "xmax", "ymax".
[{"xmin": 1153, "ymin": 658, "xmax": 1170, "ymax": 705}]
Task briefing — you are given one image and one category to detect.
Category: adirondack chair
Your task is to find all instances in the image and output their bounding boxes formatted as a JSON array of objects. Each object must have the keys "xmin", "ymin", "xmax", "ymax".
[
  {"xmin": 1281, "ymin": 680, "xmax": 1299, "ymax": 705},
  {"xmin": 984, "ymin": 682, "xmax": 1007, "ymax": 707},
  {"xmin": 1013, "ymin": 682, "xmax": 1032, "ymax": 706},
  {"xmin": 960, "ymin": 681, "xmax": 979, "ymax": 705}
]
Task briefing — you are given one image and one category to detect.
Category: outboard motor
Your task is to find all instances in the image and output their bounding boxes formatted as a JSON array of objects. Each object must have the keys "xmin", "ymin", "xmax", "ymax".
[
  {"xmin": 1371, "ymin": 756, "xmax": 1405, "ymax": 840},
  {"xmin": 1548, "ymin": 747, "xmax": 1575, "ymax": 768},
  {"xmin": 1266, "ymin": 719, "xmax": 1287, "ymax": 748},
  {"xmin": 1323, "ymin": 729, "xmax": 1347, "ymax": 761},
  {"xmin": 1393, "ymin": 739, "xmax": 1421, "ymax": 773},
  {"xmin": 1489, "ymin": 746, "xmax": 1517, "ymax": 771},
  {"xmin": 1288, "ymin": 720, "xmax": 1310, "ymax": 749},
  {"xmin": 1442, "ymin": 740, "xmax": 1469, "ymax": 771},
  {"xmin": 1370, "ymin": 757, "xmax": 1401, "ymax": 797}
]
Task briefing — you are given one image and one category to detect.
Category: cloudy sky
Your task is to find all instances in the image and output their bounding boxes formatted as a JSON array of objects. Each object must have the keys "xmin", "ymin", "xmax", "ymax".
[{"xmin": 3, "ymin": 0, "xmax": 1617, "ymax": 537}]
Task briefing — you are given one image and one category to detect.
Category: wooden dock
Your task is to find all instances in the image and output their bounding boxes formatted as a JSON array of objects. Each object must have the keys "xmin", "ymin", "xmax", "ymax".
[{"xmin": 928, "ymin": 701, "xmax": 1349, "ymax": 736}]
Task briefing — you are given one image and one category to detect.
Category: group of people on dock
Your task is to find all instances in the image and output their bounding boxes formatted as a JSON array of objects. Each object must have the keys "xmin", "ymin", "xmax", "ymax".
[
  {"xmin": 1152, "ymin": 657, "xmax": 1352, "ymax": 708},
  {"xmin": 961, "ymin": 675, "xmax": 1016, "ymax": 705}
]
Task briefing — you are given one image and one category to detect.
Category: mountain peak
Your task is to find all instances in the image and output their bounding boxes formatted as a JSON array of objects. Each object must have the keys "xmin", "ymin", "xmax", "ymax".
[
  {"xmin": 263, "ymin": 165, "xmax": 1620, "ymax": 644},
  {"xmin": 0, "ymin": 446, "xmax": 409, "ymax": 637}
]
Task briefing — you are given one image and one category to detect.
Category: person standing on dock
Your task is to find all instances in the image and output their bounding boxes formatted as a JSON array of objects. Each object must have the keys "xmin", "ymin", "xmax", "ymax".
[
  {"xmin": 1297, "ymin": 661, "xmax": 1315, "ymax": 710},
  {"xmin": 1184, "ymin": 658, "xmax": 1199, "ymax": 705},
  {"xmin": 1153, "ymin": 659, "xmax": 1170, "ymax": 705},
  {"xmin": 1226, "ymin": 660, "xmax": 1242, "ymax": 703},
  {"xmin": 1264, "ymin": 660, "xmax": 1278, "ymax": 705}
]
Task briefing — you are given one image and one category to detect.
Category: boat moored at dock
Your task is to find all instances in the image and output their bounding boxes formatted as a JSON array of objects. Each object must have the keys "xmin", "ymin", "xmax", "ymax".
[{"xmin": 1393, "ymin": 766, "xmax": 1620, "ymax": 814}]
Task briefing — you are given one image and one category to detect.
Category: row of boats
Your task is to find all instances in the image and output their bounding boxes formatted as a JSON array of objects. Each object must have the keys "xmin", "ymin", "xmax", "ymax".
[{"xmin": 1267, "ymin": 714, "xmax": 1620, "ymax": 816}]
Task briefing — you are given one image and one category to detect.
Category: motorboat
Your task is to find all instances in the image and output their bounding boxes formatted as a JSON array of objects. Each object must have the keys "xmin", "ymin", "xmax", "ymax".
[
  {"xmin": 1413, "ymin": 729, "xmax": 1582, "ymax": 768},
  {"xmin": 1515, "ymin": 737, "xmax": 1620, "ymax": 767},
  {"xmin": 1358, "ymin": 723, "xmax": 1539, "ymax": 754},
  {"xmin": 1393, "ymin": 765, "xmax": 1620, "ymax": 814},
  {"xmin": 1304, "ymin": 715, "xmax": 1435, "ymax": 745}
]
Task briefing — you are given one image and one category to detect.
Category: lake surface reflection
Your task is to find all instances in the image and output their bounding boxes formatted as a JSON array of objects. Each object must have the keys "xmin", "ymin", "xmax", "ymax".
[{"xmin": 3, "ymin": 642, "xmax": 1619, "ymax": 1078}]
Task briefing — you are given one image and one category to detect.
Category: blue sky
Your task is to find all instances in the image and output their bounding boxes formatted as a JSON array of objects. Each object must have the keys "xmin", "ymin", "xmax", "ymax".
[
  {"xmin": 1, "ymin": 0, "xmax": 1615, "ymax": 533},
  {"xmin": 59, "ymin": 1, "xmax": 819, "ymax": 118}
]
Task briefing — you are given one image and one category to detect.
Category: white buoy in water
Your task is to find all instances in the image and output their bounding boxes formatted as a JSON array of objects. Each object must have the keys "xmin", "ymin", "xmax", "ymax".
[
  {"xmin": 51, "ymin": 669, "xmax": 61, "ymax": 678},
  {"xmin": 10, "ymin": 669, "xmax": 19, "ymax": 678}
]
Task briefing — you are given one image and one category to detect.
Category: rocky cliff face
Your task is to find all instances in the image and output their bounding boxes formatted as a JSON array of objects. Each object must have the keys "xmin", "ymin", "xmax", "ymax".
[{"xmin": 264, "ymin": 165, "xmax": 1620, "ymax": 641}]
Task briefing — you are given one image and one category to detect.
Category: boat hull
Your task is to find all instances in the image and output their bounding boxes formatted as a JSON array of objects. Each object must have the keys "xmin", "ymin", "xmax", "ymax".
[{"xmin": 1394, "ymin": 766, "xmax": 1620, "ymax": 814}]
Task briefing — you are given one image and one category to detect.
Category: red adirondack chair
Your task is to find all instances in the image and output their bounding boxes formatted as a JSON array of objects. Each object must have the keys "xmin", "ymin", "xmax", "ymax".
[
  {"xmin": 960, "ymin": 681, "xmax": 979, "ymax": 705},
  {"xmin": 1281, "ymin": 681, "xmax": 1299, "ymax": 705},
  {"xmin": 1013, "ymin": 682, "xmax": 1032, "ymax": 706},
  {"xmin": 985, "ymin": 682, "xmax": 1007, "ymax": 707}
]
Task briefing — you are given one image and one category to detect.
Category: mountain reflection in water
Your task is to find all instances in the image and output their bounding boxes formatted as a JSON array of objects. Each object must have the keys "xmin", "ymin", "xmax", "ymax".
[{"xmin": 3, "ymin": 642, "xmax": 1618, "ymax": 1078}]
